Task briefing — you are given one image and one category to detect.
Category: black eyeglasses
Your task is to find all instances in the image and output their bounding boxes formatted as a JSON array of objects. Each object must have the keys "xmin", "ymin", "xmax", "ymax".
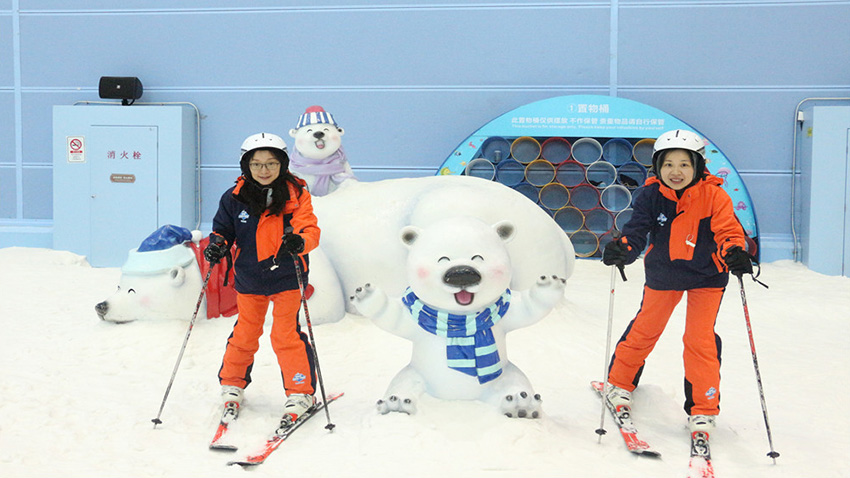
[{"xmin": 248, "ymin": 161, "xmax": 281, "ymax": 171}]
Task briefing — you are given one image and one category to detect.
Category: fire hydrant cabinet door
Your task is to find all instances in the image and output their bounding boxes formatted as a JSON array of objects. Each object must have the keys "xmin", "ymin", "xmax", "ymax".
[{"xmin": 88, "ymin": 125, "xmax": 159, "ymax": 267}]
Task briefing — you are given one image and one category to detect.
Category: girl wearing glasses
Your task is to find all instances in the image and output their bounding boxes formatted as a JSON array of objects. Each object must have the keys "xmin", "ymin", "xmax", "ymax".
[{"xmin": 204, "ymin": 132, "xmax": 320, "ymax": 425}]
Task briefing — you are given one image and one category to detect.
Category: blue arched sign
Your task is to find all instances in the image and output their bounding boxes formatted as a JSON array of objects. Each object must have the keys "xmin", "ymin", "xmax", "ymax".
[{"xmin": 437, "ymin": 95, "xmax": 759, "ymax": 259}]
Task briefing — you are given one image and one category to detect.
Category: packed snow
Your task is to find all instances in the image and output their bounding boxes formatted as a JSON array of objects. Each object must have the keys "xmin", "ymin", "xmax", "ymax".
[{"xmin": 1, "ymin": 246, "xmax": 847, "ymax": 477}]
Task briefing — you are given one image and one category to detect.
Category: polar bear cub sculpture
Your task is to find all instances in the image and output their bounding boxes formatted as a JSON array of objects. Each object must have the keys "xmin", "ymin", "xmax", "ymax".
[{"xmin": 350, "ymin": 216, "xmax": 566, "ymax": 418}]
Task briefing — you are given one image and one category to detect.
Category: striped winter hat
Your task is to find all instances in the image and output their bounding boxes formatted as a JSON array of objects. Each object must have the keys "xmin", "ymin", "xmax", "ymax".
[{"xmin": 295, "ymin": 105, "xmax": 339, "ymax": 129}]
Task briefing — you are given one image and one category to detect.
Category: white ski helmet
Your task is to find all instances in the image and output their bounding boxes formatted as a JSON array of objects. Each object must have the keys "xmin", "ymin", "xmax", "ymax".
[
  {"xmin": 651, "ymin": 129, "xmax": 707, "ymax": 178},
  {"xmin": 240, "ymin": 132, "xmax": 288, "ymax": 162}
]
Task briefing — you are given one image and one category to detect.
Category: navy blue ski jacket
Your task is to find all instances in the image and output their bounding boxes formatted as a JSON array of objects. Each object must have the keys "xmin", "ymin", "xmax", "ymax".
[
  {"xmin": 211, "ymin": 176, "xmax": 319, "ymax": 296},
  {"xmin": 621, "ymin": 174, "xmax": 746, "ymax": 291}
]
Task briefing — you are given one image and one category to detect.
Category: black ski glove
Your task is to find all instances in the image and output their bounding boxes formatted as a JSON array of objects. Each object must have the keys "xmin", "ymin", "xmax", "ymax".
[
  {"xmin": 723, "ymin": 245, "xmax": 753, "ymax": 277},
  {"xmin": 203, "ymin": 234, "xmax": 228, "ymax": 265},
  {"xmin": 602, "ymin": 237, "xmax": 629, "ymax": 267},
  {"xmin": 277, "ymin": 233, "xmax": 305, "ymax": 258}
]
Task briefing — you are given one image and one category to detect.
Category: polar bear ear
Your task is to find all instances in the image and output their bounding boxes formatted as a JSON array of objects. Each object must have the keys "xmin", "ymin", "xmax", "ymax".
[
  {"xmin": 493, "ymin": 220, "xmax": 516, "ymax": 243},
  {"xmin": 400, "ymin": 225, "xmax": 422, "ymax": 249},
  {"xmin": 169, "ymin": 267, "xmax": 186, "ymax": 287},
  {"xmin": 289, "ymin": 128, "xmax": 298, "ymax": 138}
]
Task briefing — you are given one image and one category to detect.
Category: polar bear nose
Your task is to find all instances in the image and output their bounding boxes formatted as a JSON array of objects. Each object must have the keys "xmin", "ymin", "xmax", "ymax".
[
  {"xmin": 313, "ymin": 131, "xmax": 325, "ymax": 139},
  {"xmin": 95, "ymin": 301, "xmax": 109, "ymax": 319},
  {"xmin": 443, "ymin": 265, "xmax": 481, "ymax": 288}
]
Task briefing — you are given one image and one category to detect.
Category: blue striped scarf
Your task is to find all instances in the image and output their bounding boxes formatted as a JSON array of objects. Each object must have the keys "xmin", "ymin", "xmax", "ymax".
[{"xmin": 402, "ymin": 287, "xmax": 511, "ymax": 384}]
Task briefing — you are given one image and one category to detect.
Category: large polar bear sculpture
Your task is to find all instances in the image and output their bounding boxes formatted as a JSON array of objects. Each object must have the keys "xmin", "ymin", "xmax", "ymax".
[
  {"xmin": 350, "ymin": 216, "xmax": 567, "ymax": 417},
  {"xmin": 312, "ymin": 175, "xmax": 576, "ymax": 317}
]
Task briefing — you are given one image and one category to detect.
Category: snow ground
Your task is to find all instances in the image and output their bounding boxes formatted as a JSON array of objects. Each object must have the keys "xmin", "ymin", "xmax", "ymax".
[{"xmin": 0, "ymin": 247, "xmax": 847, "ymax": 477}]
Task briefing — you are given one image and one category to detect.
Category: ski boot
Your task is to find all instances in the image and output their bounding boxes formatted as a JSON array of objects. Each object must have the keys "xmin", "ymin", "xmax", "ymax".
[
  {"xmin": 221, "ymin": 385, "xmax": 244, "ymax": 423},
  {"xmin": 281, "ymin": 393, "xmax": 316, "ymax": 426}
]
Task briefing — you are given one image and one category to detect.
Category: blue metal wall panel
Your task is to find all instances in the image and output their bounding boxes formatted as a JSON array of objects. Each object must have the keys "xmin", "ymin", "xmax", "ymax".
[
  {"xmin": 731, "ymin": 173, "xmax": 791, "ymax": 243},
  {"xmin": 18, "ymin": 6, "xmax": 609, "ymax": 88},
  {"xmin": 22, "ymin": 166, "xmax": 51, "ymax": 219},
  {"xmin": 0, "ymin": 166, "xmax": 15, "ymax": 219},
  {"xmin": 0, "ymin": 90, "xmax": 15, "ymax": 220},
  {"xmin": 0, "ymin": 92, "xmax": 13, "ymax": 165},
  {"xmin": 0, "ymin": 15, "xmax": 13, "ymax": 87},
  {"xmin": 21, "ymin": 92, "xmax": 68, "ymax": 165},
  {"xmin": 618, "ymin": 3, "xmax": 850, "ymax": 86}
]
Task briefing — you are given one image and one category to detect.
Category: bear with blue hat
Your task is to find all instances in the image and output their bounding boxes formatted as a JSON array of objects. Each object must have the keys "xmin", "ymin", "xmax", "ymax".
[{"xmin": 288, "ymin": 105, "xmax": 357, "ymax": 196}]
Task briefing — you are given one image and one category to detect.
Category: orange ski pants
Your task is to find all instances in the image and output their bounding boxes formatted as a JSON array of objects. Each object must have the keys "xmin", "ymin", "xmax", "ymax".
[
  {"xmin": 219, "ymin": 290, "xmax": 316, "ymax": 396},
  {"xmin": 607, "ymin": 286, "xmax": 724, "ymax": 416}
]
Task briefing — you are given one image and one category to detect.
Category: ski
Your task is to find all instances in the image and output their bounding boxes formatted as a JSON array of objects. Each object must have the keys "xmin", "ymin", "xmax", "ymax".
[
  {"xmin": 687, "ymin": 431, "xmax": 715, "ymax": 478},
  {"xmin": 591, "ymin": 381, "xmax": 661, "ymax": 457},
  {"xmin": 209, "ymin": 401, "xmax": 240, "ymax": 451},
  {"xmin": 227, "ymin": 392, "xmax": 343, "ymax": 467}
]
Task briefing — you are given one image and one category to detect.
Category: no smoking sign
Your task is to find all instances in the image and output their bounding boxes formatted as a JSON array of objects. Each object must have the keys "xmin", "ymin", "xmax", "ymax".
[{"xmin": 67, "ymin": 136, "xmax": 86, "ymax": 163}]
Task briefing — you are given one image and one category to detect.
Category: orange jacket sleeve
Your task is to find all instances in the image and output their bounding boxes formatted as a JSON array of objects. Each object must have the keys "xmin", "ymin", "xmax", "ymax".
[
  {"xmin": 288, "ymin": 184, "xmax": 320, "ymax": 257},
  {"xmin": 709, "ymin": 186, "xmax": 747, "ymax": 257}
]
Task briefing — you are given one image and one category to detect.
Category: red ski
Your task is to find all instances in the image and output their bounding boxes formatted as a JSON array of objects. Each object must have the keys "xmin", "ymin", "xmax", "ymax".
[
  {"xmin": 209, "ymin": 421, "xmax": 238, "ymax": 451},
  {"xmin": 227, "ymin": 392, "xmax": 343, "ymax": 467},
  {"xmin": 687, "ymin": 430, "xmax": 715, "ymax": 478},
  {"xmin": 209, "ymin": 402, "xmax": 239, "ymax": 451},
  {"xmin": 591, "ymin": 381, "xmax": 661, "ymax": 457}
]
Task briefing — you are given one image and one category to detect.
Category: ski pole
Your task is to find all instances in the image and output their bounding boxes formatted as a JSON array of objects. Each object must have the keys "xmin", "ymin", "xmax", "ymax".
[
  {"xmin": 291, "ymin": 253, "xmax": 335, "ymax": 431},
  {"xmin": 152, "ymin": 264, "xmax": 215, "ymax": 428},
  {"xmin": 595, "ymin": 264, "xmax": 619, "ymax": 441},
  {"xmin": 596, "ymin": 234, "xmax": 627, "ymax": 441},
  {"xmin": 737, "ymin": 274, "xmax": 780, "ymax": 463}
]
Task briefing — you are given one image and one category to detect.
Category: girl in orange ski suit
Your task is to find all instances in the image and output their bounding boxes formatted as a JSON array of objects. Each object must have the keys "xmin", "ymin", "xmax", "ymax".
[
  {"xmin": 605, "ymin": 167, "xmax": 746, "ymax": 417},
  {"xmin": 208, "ymin": 139, "xmax": 320, "ymax": 398}
]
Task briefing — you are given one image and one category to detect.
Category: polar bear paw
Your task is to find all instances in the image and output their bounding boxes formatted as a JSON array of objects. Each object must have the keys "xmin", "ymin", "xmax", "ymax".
[
  {"xmin": 349, "ymin": 283, "xmax": 388, "ymax": 317},
  {"xmin": 537, "ymin": 274, "xmax": 567, "ymax": 289},
  {"xmin": 501, "ymin": 391, "xmax": 542, "ymax": 419},
  {"xmin": 376, "ymin": 395, "xmax": 417, "ymax": 415},
  {"xmin": 530, "ymin": 274, "xmax": 567, "ymax": 303}
]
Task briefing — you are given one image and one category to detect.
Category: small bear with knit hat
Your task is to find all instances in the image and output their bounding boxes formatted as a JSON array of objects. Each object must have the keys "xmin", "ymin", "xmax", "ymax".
[{"xmin": 288, "ymin": 105, "xmax": 357, "ymax": 196}]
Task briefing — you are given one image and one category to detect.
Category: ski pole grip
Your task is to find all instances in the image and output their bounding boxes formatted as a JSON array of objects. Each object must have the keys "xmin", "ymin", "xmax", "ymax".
[
  {"xmin": 271, "ymin": 226, "xmax": 296, "ymax": 271},
  {"xmin": 611, "ymin": 231, "xmax": 627, "ymax": 282},
  {"xmin": 281, "ymin": 225, "xmax": 303, "ymax": 258}
]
